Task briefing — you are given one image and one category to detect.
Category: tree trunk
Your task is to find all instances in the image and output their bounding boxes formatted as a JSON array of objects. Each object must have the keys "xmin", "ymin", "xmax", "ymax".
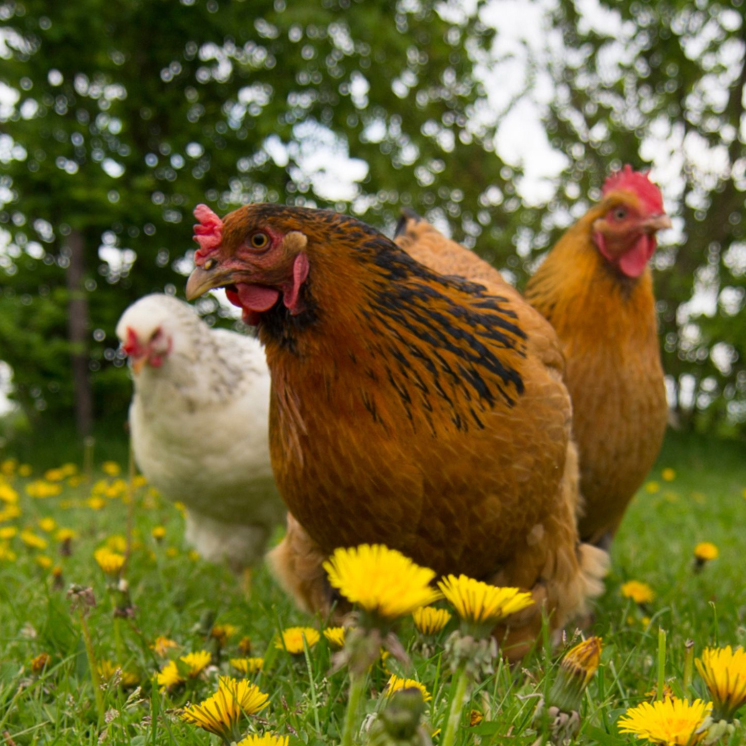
[{"xmin": 66, "ymin": 229, "xmax": 93, "ymax": 437}]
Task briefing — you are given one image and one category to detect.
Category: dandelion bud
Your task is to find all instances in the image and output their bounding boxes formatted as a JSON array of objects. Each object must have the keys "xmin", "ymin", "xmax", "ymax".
[
  {"xmin": 697, "ymin": 716, "xmax": 737, "ymax": 745},
  {"xmin": 369, "ymin": 689, "xmax": 431, "ymax": 746},
  {"xmin": 547, "ymin": 637, "xmax": 602, "ymax": 715}
]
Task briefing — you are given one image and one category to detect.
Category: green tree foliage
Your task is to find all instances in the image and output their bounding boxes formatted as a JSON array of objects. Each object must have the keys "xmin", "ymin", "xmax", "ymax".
[
  {"xmin": 2, "ymin": 0, "xmax": 745, "ymax": 438},
  {"xmin": 532, "ymin": 0, "xmax": 746, "ymax": 435},
  {"xmin": 0, "ymin": 0, "xmax": 517, "ymax": 431}
]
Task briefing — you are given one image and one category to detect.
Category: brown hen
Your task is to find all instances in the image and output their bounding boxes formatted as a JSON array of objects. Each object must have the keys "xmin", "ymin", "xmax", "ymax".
[
  {"xmin": 186, "ymin": 203, "xmax": 607, "ymax": 658},
  {"xmin": 525, "ymin": 167, "xmax": 670, "ymax": 547}
]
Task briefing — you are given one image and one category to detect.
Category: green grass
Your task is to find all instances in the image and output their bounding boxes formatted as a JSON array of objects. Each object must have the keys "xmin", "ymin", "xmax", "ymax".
[{"xmin": 0, "ymin": 431, "xmax": 744, "ymax": 745}]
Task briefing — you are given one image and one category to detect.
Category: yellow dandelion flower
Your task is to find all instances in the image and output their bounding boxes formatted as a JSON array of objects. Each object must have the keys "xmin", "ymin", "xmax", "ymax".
[
  {"xmin": 151, "ymin": 525, "xmax": 166, "ymax": 540},
  {"xmin": 211, "ymin": 624, "xmax": 238, "ymax": 644},
  {"xmin": 642, "ymin": 616, "xmax": 651, "ymax": 627},
  {"xmin": 0, "ymin": 543, "xmax": 17, "ymax": 562},
  {"xmin": 102, "ymin": 461, "xmax": 121, "ymax": 476},
  {"xmin": 646, "ymin": 684, "xmax": 675, "ymax": 702},
  {"xmin": 133, "ymin": 474, "xmax": 147, "ymax": 489},
  {"xmin": 30, "ymin": 652, "xmax": 51, "ymax": 673},
  {"xmin": 323, "ymin": 544, "xmax": 441, "ymax": 622},
  {"xmin": 413, "ymin": 606, "xmax": 452, "ymax": 636},
  {"xmin": 275, "ymin": 627, "xmax": 320, "ymax": 654},
  {"xmin": 18, "ymin": 464, "xmax": 31, "ymax": 477},
  {"xmin": 26, "ymin": 480, "xmax": 62, "ymax": 498},
  {"xmin": 696, "ymin": 646, "xmax": 746, "ymax": 720},
  {"xmin": 618, "ymin": 697, "xmax": 711, "ymax": 745},
  {"xmin": 87, "ymin": 496, "xmax": 105, "ymax": 510},
  {"xmin": 437, "ymin": 575, "xmax": 533, "ymax": 635},
  {"xmin": 0, "ymin": 526, "xmax": 17, "ymax": 540},
  {"xmin": 385, "ymin": 674, "xmax": 431, "ymax": 702},
  {"xmin": 661, "ymin": 468, "xmax": 676, "ymax": 482},
  {"xmin": 60, "ymin": 463, "xmax": 77, "ymax": 477},
  {"xmin": 151, "ymin": 636, "xmax": 179, "ymax": 656},
  {"xmin": 188, "ymin": 549, "xmax": 200, "ymax": 562},
  {"xmin": 166, "ymin": 546, "xmax": 178, "ymax": 557},
  {"xmin": 38, "ymin": 517, "xmax": 57, "ymax": 533},
  {"xmin": 94, "ymin": 548, "xmax": 126, "ymax": 576},
  {"xmin": 20, "ymin": 530, "xmax": 48, "ymax": 550},
  {"xmin": 44, "ymin": 468, "xmax": 65, "ymax": 482},
  {"xmin": 180, "ymin": 676, "xmax": 269, "ymax": 740},
  {"xmin": 156, "ymin": 660, "xmax": 184, "ymax": 690},
  {"xmin": 106, "ymin": 534, "xmax": 127, "ymax": 554},
  {"xmin": 469, "ymin": 710, "xmax": 484, "ymax": 726},
  {"xmin": 106, "ymin": 535, "xmax": 127, "ymax": 552},
  {"xmin": 237, "ymin": 736, "xmax": 289, "ymax": 746},
  {"xmin": 645, "ymin": 481, "xmax": 660, "ymax": 494},
  {"xmin": 92, "ymin": 479, "xmax": 108, "ymax": 495},
  {"xmin": 323, "ymin": 626, "xmax": 347, "ymax": 649},
  {"xmin": 694, "ymin": 543, "xmax": 718, "ymax": 563},
  {"xmin": 181, "ymin": 650, "xmax": 212, "ymax": 677},
  {"xmin": 35, "ymin": 555, "xmax": 53, "ymax": 569},
  {"xmin": 0, "ymin": 459, "xmax": 16, "ymax": 476},
  {"xmin": 0, "ymin": 483, "xmax": 19, "ymax": 504},
  {"xmin": 98, "ymin": 660, "xmax": 140, "ymax": 688},
  {"xmin": 621, "ymin": 580, "xmax": 655, "ymax": 605},
  {"xmin": 0, "ymin": 504, "xmax": 21, "ymax": 522},
  {"xmin": 230, "ymin": 657, "xmax": 264, "ymax": 674},
  {"xmin": 55, "ymin": 528, "xmax": 77, "ymax": 542}
]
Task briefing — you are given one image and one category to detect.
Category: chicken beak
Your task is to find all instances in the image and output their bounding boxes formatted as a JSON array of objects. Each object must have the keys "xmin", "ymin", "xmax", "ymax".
[
  {"xmin": 640, "ymin": 214, "xmax": 672, "ymax": 233},
  {"xmin": 186, "ymin": 264, "xmax": 237, "ymax": 301},
  {"xmin": 131, "ymin": 356, "xmax": 147, "ymax": 375}
]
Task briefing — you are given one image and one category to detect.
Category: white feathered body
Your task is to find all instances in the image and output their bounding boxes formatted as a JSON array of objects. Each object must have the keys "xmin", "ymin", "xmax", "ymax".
[{"xmin": 117, "ymin": 295, "xmax": 285, "ymax": 568}]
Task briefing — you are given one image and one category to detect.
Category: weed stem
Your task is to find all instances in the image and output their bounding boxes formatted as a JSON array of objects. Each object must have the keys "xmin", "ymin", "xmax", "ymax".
[{"xmin": 442, "ymin": 661, "xmax": 470, "ymax": 746}]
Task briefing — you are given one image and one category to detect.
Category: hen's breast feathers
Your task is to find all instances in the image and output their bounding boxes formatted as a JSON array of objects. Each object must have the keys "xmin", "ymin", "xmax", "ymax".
[
  {"xmin": 265, "ymin": 214, "xmax": 573, "ymax": 575},
  {"xmin": 130, "ymin": 325, "xmax": 274, "ymax": 515}
]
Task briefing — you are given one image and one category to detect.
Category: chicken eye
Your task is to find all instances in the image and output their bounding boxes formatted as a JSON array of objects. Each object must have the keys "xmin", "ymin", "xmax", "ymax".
[
  {"xmin": 614, "ymin": 208, "xmax": 627, "ymax": 220},
  {"xmin": 250, "ymin": 232, "xmax": 269, "ymax": 249}
]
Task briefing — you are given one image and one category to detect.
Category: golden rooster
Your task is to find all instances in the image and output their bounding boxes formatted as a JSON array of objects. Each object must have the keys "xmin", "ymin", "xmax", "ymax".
[
  {"xmin": 186, "ymin": 203, "xmax": 607, "ymax": 657},
  {"xmin": 525, "ymin": 166, "xmax": 671, "ymax": 547}
]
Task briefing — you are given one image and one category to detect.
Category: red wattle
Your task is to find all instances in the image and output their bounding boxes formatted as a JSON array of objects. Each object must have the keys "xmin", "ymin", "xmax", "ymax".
[
  {"xmin": 226, "ymin": 283, "xmax": 281, "ymax": 325},
  {"xmin": 237, "ymin": 283, "xmax": 281, "ymax": 312},
  {"xmin": 618, "ymin": 235, "xmax": 655, "ymax": 278},
  {"xmin": 225, "ymin": 288, "xmax": 241, "ymax": 308}
]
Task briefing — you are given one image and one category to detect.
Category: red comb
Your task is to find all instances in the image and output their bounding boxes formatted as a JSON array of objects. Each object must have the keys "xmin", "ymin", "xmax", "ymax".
[
  {"xmin": 193, "ymin": 204, "xmax": 223, "ymax": 263},
  {"xmin": 602, "ymin": 165, "xmax": 664, "ymax": 214},
  {"xmin": 123, "ymin": 327, "xmax": 142, "ymax": 357}
]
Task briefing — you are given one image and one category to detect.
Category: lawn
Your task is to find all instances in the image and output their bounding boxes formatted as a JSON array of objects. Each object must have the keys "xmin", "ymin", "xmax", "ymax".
[{"xmin": 0, "ymin": 431, "xmax": 744, "ymax": 745}]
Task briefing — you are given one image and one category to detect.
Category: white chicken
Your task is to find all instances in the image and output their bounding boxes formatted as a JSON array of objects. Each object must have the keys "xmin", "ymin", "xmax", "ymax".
[{"xmin": 115, "ymin": 294, "xmax": 284, "ymax": 569}]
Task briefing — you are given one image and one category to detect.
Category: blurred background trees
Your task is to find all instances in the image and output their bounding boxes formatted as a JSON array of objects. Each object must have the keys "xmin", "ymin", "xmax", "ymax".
[{"xmin": 0, "ymin": 0, "xmax": 744, "ymax": 442}]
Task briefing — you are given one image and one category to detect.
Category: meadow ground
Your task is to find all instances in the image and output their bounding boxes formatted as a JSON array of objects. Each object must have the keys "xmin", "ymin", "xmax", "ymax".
[{"xmin": 0, "ymin": 431, "xmax": 744, "ymax": 745}]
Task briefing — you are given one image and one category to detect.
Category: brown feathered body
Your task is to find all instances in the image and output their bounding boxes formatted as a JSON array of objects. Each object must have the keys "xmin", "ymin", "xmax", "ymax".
[
  {"xmin": 525, "ymin": 189, "xmax": 668, "ymax": 545},
  {"xmin": 186, "ymin": 204, "xmax": 607, "ymax": 656}
]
